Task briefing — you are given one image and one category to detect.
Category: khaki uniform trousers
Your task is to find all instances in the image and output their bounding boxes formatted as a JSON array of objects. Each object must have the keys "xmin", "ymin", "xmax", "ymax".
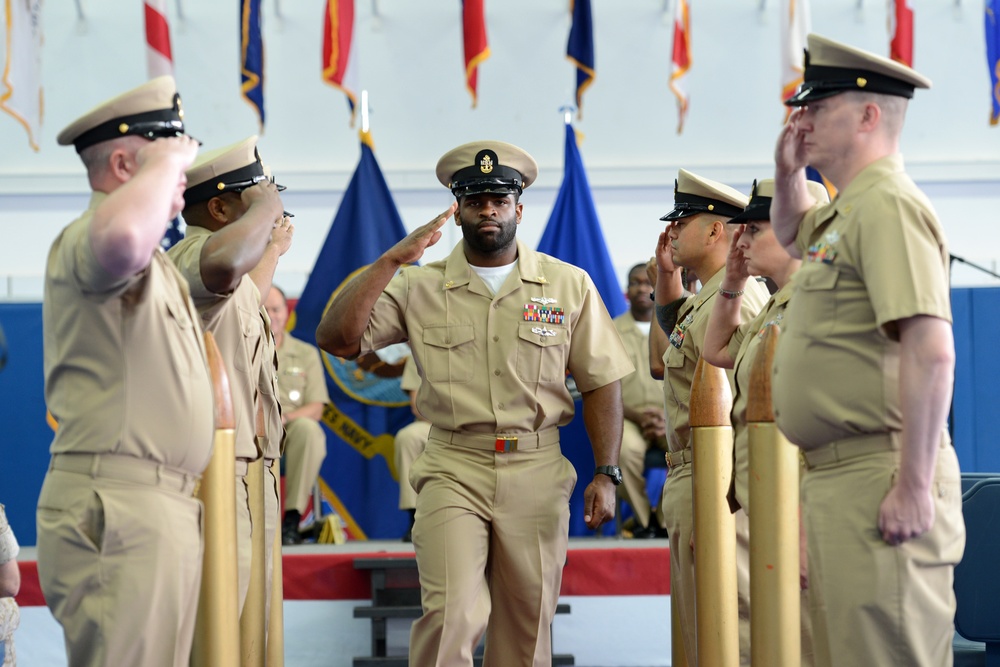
[
  {"xmin": 408, "ymin": 435, "xmax": 577, "ymax": 667},
  {"xmin": 283, "ymin": 418, "xmax": 327, "ymax": 515},
  {"xmin": 661, "ymin": 459, "xmax": 697, "ymax": 664},
  {"xmin": 36, "ymin": 461, "xmax": 202, "ymax": 667},
  {"xmin": 236, "ymin": 459, "xmax": 281, "ymax": 619},
  {"xmin": 620, "ymin": 420, "xmax": 659, "ymax": 529},
  {"xmin": 395, "ymin": 420, "xmax": 431, "ymax": 510},
  {"xmin": 801, "ymin": 436, "xmax": 965, "ymax": 667}
]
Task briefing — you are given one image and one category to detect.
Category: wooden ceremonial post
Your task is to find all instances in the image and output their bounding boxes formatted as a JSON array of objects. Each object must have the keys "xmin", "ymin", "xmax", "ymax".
[
  {"xmin": 747, "ymin": 325, "xmax": 800, "ymax": 666},
  {"xmin": 266, "ymin": 505, "xmax": 285, "ymax": 667},
  {"xmin": 671, "ymin": 596, "xmax": 690, "ymax": 667},
  {"xmin": 691, "ymin": 356, "xmax": 738, "ymax": 666},
  {"xmin": 240, "ymin": 405, "xmax": 268, "ymax": 666},
  {"xmin": 192, "ymin": 332, "xmax": 240, "ymax": 667}
]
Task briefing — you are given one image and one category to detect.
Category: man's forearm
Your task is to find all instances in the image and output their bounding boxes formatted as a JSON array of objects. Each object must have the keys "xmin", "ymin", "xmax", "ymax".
[
  {"xmin": 249, "ymin": 242, "xmax": 283, "ymax": 306},
  {"xmin": 316, "ymin": 254, "xmax": 401, "ymax": 358},
  {"xmin": 655, "ymin": 298, "xmax": 688, "ymax": 334},
  {"xmin": 897, "ymin": 316, "xmax": 955, "ymax": 492},
  {"xmin": 771, "ymin": 169, "xmax": 812, "ymax": 254},
  {"xmin": 284, "ymin": 402, "xmax": 325, "ymax": 423},
  {"xmin": 581, "ymin": 381, "xmax": 623, "ymax": 468}
]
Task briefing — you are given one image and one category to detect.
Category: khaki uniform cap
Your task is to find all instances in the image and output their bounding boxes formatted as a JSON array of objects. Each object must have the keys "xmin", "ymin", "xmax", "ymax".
[
  {"xmin": 57, "ymin": 76, "xmax": 185, "ymax": 152},
  {"xmin": 436, "ymin": 140, "xmax": 539, "ymax": 198},
  {"xmin": 728, "ymin": 177, "xmax": 830, "ymax": 224},
  {"xmin": 786, "ymin": 33, "xmax": 931, "ymax": 106},
  {"xmin": 183, "ymin": 135, "xmax": 285, "ymax": 206},
  {"xmin": 661, "ymin": 169, "xmax": 749, "ymax": 221}
]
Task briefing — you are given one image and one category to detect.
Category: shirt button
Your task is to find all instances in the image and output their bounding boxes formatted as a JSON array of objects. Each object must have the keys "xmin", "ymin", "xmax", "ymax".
[
  {"xmin": 493, "ymin": 335, "xmax": 499, "ymax": 342},
  {"xmin": 497, "ymin": 403, "xmax": 505, "ymax": 410},
  {"xmin": 494, "ymin": 369, "xmax": 501, "ymax": 376},
  {"xmin": 493, "ymin": 303, "xmax": 500, "ymax": 309}
]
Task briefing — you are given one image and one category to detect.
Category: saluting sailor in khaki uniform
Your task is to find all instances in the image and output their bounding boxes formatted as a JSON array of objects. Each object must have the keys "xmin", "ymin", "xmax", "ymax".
[
  {"xmin": 317, "ymin": 141, "xmax": 633, "ymax": 667},
  {"xmin": 168, "ymin": 137, "xmax": 290, "ymax": 613},
  {"xmin": 614, "ymin": 263, "xmax": 668, "ymax": 537},
  {"xmin": 703, "ymin": 178, "xmax": 831, "ymax": 666},
  {"xmin": 37, "ymin": 77, "xmax": 211, "ymax": 667},
  {"xmin": 393, "ymin": 354, "xmax": 431, "ymax": 542},
  {"xmin": 653, "ymin": 170, "xmax": 769, "ymax": 665},
  {"xmin": 771, "ymin": 34, "xmax": 965, "ymax": 667},
  {"xmin": 264, "ymin": 285, "xmax": 331, "ymax": 545}
]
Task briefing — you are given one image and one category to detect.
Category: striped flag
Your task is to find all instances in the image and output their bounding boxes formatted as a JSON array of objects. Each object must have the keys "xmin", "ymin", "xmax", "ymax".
[
  {"xmin": 780, "ymin": 0, "xmax": 809, "ymax": 114},
  {"xmin": 144, "ymin": 0, "xmax": 174, "ymax": 78},
  {"xmin": 240, "ymin": 0, "xmax": 265, "ymax": 128},
  {"xmin": 986, "ymin": 0, "xmax": 1000, "ymax": 124},
  {"xmin": 462, "ymin": 0, "xmax": 489, "ymax": 107},
  {"xmin": 0, "ymin": 0, "xmax": 44, "ymax": 152},
  {"xmin": 669, "ymin": 0, "xmax": 691, "ymax": 134},
  {"xmin": 889, "ymin": 0, "xmax": 914, "ymax": 67},
  {"xmin": 566, "ymin": 0, "xmax": 595, "ymax": 118},
  {"xmin": 322, "ymin": 0, "xmax": 360, "ymax": 124}
]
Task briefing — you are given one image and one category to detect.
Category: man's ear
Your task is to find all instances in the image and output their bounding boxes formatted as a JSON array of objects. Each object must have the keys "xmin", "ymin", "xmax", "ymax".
[
  {"xmin": 454, "ymin": 198, "xmax": 462, "ymax": 226},
  {"xmin": 206, "ymin": 196, "xmax": 229, "ymax": 224},
  {"xmin": 859, "ymin": 101, "xmax": 882, "ymax": 132},
  {"xmin": 515, "ymin": 201, "xmax": 523, "ymax": 225},
  {"xmin": 107, "ymin": 148, "xmax": 135, "ymax": 183}
]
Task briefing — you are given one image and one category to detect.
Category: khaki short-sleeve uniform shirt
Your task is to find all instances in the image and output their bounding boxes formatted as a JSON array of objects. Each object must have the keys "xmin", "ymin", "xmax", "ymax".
[
  {"xmin": 43, "ymin": 194, "xmax": 214, "ymax": 474},
  {"xmin": 772, "ymin": 155, "xmax": 951, "ymax": 449},
  {"xmin": 276, "ymin": 335, "xmax": 330, "ymax": 413},
  {"xmin": 614, "ymin": 312, "xmax": 663, "ymax": 412},
  {"xmin": 663, "ymin": 267, "xmax": 770, "ymax": 453},
  {"xmin": 729, "ymin": 283, "xmax": 793, "ymax": 512},
  {"xmin": 257, "ymin": 309, "xmax": 284, "ymax": 459},
  {"xmin": 360, "ymin": 239, "xmax": 633, "ymax": 433},
  {"xmin": 401, "ymin": 354, "xmax": 421, "ymax": 394},
  {"xmin": 168, "ymin": 226, "xmax": 270, "ymax": 460}
]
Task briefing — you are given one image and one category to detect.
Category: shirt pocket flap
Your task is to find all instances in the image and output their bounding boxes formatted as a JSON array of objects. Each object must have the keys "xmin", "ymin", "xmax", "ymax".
[
  {"xmin": 422, "ymin": 324, "xmax": 475, "ymax": 350},
  {"xmin": 517, "ymin": 322, "xmax": 569, "ymax": 347},
  {"xmin": 799, "ymin": 267, "xmax": 839, "ymax": 291}
]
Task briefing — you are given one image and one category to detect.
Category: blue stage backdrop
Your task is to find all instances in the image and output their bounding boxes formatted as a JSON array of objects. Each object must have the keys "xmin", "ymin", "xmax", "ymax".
[{"xmin": 2, "ymin": 289, "xmax": 998, "ymax": 545}]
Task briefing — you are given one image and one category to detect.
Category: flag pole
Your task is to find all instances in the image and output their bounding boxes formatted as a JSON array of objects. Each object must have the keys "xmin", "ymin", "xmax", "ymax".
[{"xmin": 361, "ymin": 90, "xmax": 370, "ymax": 134}]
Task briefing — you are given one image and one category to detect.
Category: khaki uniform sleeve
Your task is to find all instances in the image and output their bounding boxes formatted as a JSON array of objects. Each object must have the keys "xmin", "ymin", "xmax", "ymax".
[
  {"xmin": 166, "ymin": 235, "xmax": 224, "ymax": 302},
  {"xmin": 360, "ymin": 269, "xmax": 410, "ymax": 355},
  {"xmin": 58, "ymin": 217, "xmax": 135, "ymax": 297},
  {"xmin": 302, "ymin": 341, "xmax": 331, "ymax": 405},
  {"xmin": 400, "ymin": 355, "xmax": 422, "ymax": 393},
  {"xmin": 858, "ymin": 191, "xmax": 951, "ymax": 330},
  {"xmin": 566, "ymin": 275, "xmax": 634, "ymax": 393}
]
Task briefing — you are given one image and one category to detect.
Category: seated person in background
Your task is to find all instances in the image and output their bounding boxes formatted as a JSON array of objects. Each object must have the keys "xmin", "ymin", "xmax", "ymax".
[
  {"xmin": 615, "ymin": 263, "xmax": 668, "ymax": 538},
  {"xmin": 394, "ymin": 355, "xmax": 432, "ymax": 542},
  {"xmin": 1, "ymin": 504, "xmax": 21, "ymax": 666},
  {"xmin": 265, "ymin": 286, "xmax": 331, "ymax": 545}
]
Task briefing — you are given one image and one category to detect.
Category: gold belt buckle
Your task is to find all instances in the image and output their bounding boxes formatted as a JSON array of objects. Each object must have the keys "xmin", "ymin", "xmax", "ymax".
[{"xmin": 495, "ymin": 436, "xmax": 518, "ymax": 453}]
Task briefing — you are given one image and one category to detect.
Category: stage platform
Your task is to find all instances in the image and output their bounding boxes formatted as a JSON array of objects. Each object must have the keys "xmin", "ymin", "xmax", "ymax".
[{"xmin": 13, "ymin": 538, "xmax": 674, "ymax": 667}]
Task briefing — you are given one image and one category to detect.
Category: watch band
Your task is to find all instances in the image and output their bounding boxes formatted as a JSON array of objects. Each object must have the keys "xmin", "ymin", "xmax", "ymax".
[{"xmin": 595, "ymin": 465, "xmax": 623, "ymax": 485}]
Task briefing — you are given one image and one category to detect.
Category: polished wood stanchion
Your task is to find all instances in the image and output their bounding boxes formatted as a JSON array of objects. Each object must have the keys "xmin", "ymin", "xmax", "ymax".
[
  {"xmin": 747, "ymin": 325, "xmax": 800, "ymax": 666},
  {"xmin": 691, "ymin": 356, "xmax": 738, "ymax": 666},
  {"xmin": 192, "ymin": 331, "xmax": 240, "ymax": 667},
  {"xmin": 266, "ymin": 503, "xmax": 285, "ymax": 667},
  {"xmin": 241, "ymin": 403, "xmax": 268, "ymax": 667}
]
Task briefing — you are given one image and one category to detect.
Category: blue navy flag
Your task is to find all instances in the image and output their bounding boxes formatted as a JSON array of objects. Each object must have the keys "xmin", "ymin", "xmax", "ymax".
[
  {"xmin": 160, "ymin": 216, "xmax": 184, "ymax": 251},
  {"xmin": 537, "ymin": 121, "xmax": 626, "ymax": 318},
  {"xmin": 289, "ymin": 130, "xmax": 413, "ymax": 539},
  {"xmin": 566, "ymin": 0, "xmax": 595, "ymax": 117},
  {"xmin": 240, "ymin": 0, "xmax": 265, "ymax": 127},
  {"xmin": 987, "ymin": 0, "xmax": 1000, "ymax": 125}
]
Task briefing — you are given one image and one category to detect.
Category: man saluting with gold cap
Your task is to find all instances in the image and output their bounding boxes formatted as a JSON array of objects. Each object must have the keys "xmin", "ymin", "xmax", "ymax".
[
  {"xmin": 317, "ymin": 141, "xmax": 633, "ymax": 666},
  {"xmin": 771, "ymin": 35, "xmax": 965, "ymax": 667},
  {"xmin": 37, "ymin": 77, "xmax": 212, "ymax": 667}
]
